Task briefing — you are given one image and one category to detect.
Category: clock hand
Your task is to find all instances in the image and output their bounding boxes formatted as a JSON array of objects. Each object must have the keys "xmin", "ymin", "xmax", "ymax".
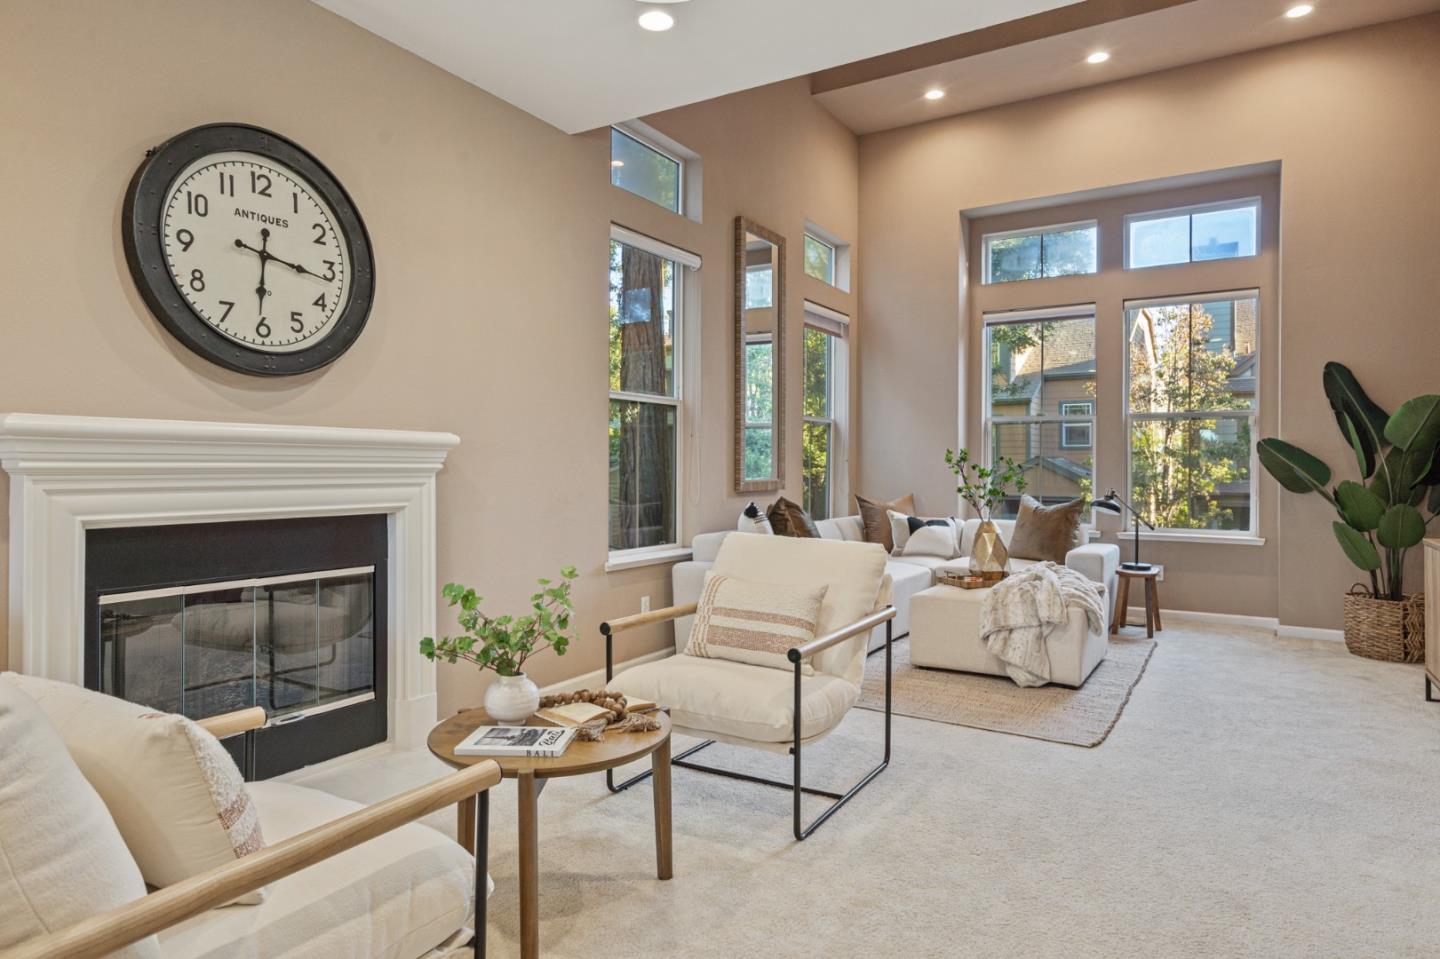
[
  {"xmin": 235, "ymin": 236, "xmax": 330, "ymax": 282},
  {"xmin": 254, "ymin": 229, "xmax": 271, "ymax": 317}
]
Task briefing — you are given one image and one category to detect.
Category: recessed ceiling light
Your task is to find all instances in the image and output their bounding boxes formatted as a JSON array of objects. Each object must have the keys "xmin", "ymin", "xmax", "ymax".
[
  {"xmin": 638, "ymin": 9, "xmax": 675, "ymax": 31},
  {"xmin": 1285, "ymin": 4, "xmax": 1314, "ymax": 17},
  {"xmin": 923, "ymin": 88, "xmax": 945, "ymax": 101},
  {"xmin": 1086, "ymin": 51, "xmax": 1111, "ymax": 64}
]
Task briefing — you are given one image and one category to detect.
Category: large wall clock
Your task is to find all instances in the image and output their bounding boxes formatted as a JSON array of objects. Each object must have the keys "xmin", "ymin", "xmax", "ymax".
[{"xmin": 123, "ymin": 123, "xmax": 375, "ymax": 376}]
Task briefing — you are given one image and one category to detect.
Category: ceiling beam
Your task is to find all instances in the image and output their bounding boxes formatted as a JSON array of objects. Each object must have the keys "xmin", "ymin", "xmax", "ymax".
[{"xmin": 809, "ymin": 0, "xmax": 1197, "ymax": 94}]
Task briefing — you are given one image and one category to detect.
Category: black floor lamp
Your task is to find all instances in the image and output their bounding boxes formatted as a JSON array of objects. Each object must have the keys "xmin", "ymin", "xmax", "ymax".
[{"xmin": 1093, "ymin": 489, "xmax": 1155, "ymax": 572}]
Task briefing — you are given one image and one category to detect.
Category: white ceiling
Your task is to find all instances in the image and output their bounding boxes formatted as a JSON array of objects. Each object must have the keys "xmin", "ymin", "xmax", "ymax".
[
  {"xmin": 310, "ymin": 0, "xmax": 1079, "ymax": 134},
  {"xmin": 816, "ymin": 0, "xmax": 1440, "ymax": 134}
]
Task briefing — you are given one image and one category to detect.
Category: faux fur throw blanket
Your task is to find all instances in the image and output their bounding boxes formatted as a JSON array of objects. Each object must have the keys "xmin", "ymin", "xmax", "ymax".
[{"xmin": 979, "ymin": 562, "xmax": 1105, "ymax": 687}]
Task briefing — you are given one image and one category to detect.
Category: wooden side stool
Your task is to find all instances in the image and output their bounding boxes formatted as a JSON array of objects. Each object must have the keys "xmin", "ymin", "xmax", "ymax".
[{"xmin": 1111, "ymin": 568, "xmax": 1163, "ymax": 638}]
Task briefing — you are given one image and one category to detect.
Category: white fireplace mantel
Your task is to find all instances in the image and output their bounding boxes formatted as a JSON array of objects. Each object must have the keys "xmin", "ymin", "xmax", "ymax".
[{"xmin": 0, "ymin": 412, "xmax": 458, "ymax": 749}]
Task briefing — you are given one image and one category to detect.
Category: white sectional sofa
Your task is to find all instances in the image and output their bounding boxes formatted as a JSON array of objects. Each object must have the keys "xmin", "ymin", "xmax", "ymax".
[{"xmin": 672, "ymin": 514, "xmax": 1119, "ymax": 652}]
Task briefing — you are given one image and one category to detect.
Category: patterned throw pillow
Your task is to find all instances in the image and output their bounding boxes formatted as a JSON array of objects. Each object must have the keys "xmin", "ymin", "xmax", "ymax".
[
  {"xmin": 888, "ymin": 510, "xmax": 958, "ymax": 555},
  {"xmin": 1009, "ymin": 494, "xmax": 1087, "ymax": 563},
  {"xmin": 737, "ymin": 501, "xmax": 775, "ymax": 534},
  {"xmin": 898, "ymin": 516, "xmax": 960, "ymax": 558},
  {"xmin": 684, "ymin": 573, "xmax": 829, "ymax": 672},
  {"xmin": 855, "ymin": 492, "xmax": 915, "ymax": 552},
  {"xmin": 766, "ymin": 496, "xmax": 820, "ymax": 538}
]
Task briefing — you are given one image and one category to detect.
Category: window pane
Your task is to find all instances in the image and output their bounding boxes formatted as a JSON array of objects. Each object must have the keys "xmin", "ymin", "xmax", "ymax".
[
  {"xmin": 987, "ymin": 321, "xmax": 1042, "ymax": 413},
  {"xmin": 987, "ymin": 234, "xmax": 1041, "ymax": 283},
  {"xmin": 1128, "ymin": 298, "xmax": 1258, "ymax": 414},
  {"xmin": 1042, "ymin": 225, "xmax": 1097, "ymax": 277},
  {"xmin": 803, "ymin": 327, "xmax": 831, "ymax": 419},
  {"xmin": 1128, "ymin": 214, "xmax": 1189, "ymax": 268},
  {"xmin": 989, "ymin": 421, "xmax": 1092, "ymax": 518},
  {"xmin": 745, "ymin": 339, "xmax": 773, "ymax": 422},
  {"xmin": 745, "ymin": 266, "xmax": 773, "ymax": 309},
  {"xmin": 610, "ymin": 128, "xmax": 680, "ymax": 213},
  {"xmin": 1130, "ymin": 416, "xmax": 1251, "ymax": 530},
  {"xmin": 1192, "ymin": 204, "xmax": 1256, "ymax": 261},
  {"xmin": 609, "ymin": 399, "xmax": 677, "ymax": 550},
  {"xmin": 1039, "ymin": 315, "xmax": 1096, "ymax": 409},
  {"xmin": 744, "ymin": 426, "xmax": 773, "ymax": 481},
  {"xmin": 802, "ymin": 420, "xmax": 832, "ymax": 521},
  {"xmin": 804, "ymin": 234, "xmax": 835, "ymax": 284},
  {"xmin": 609, "ymin": 240, "xmax": 675, "ymax": 397},
  {"xmin": 1127, "ymin": 303, "xmax": 1190, "ymax": 413}
]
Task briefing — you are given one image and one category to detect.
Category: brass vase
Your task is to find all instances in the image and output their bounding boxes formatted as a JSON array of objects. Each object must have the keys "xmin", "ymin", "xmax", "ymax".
[{"xmin": 969, "ymin": 519, "xmax": 1009, "ymax": 578}]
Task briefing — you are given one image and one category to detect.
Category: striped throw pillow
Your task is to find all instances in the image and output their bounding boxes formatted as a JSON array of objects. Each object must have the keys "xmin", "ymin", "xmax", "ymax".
[{"xmin": 684, "ymin": 573, "xmax": 828, "ymax": 672}]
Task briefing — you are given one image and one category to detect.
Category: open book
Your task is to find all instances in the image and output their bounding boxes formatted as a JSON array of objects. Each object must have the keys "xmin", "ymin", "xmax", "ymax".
[{"xmin": 535, "ymin": 697, "xmax": 659, "ymax": 728}]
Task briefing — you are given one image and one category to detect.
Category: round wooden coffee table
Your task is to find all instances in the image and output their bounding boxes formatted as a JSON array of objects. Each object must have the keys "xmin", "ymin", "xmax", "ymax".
[{"xmin": 428, "ymin": 709, "xmax": 673, "ymax": 959}]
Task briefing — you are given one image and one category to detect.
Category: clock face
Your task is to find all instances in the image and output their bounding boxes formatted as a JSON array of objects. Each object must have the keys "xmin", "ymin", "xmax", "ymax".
[{"xmin": 161, "ymin": 151, "xmax": 352, "ymax": 354}]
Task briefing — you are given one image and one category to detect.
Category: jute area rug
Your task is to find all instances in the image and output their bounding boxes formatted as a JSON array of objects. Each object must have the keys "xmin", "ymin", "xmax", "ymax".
[{"xmin": 857, "ymin": 635, "xmax": 1156, "ymax": 747}]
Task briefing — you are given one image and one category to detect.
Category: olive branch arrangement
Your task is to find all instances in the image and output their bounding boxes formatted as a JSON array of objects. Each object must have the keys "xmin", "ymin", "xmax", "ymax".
[
  {"xmin": 945, "ymin": 447, "xmax": 1029, "ymax": 519},
  {"xmin": 419, "ymin": 566, "xmax": 578, "ymax": 677}
]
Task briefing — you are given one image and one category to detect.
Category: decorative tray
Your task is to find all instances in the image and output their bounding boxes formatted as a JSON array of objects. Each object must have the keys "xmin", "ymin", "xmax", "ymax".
[{"xmin": 938, "ymin": 570, "xmax": 1006, "ymax": 590}]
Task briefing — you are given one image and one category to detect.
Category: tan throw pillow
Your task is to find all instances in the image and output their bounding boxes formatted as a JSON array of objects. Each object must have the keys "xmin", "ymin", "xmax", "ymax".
[
  {"xmin": 766, "ymin": 496, "xmax": 820, "ymax": 538},
  {"xmin": 1009, "ymin": 495, "xmax": 1086, "ymax": 564},
  {"xmin": 684, "ymin": 572, "xmax": 828, "ymax": 672},
  {"xmin": 6, "ymin": 672, "xmax": 267, "ymax": 905},
  {"xmin": 856, "ymin": 492, "xmax": 916, "ymax": 552},
  {"xmin": 0, "ymin": 676, "xmax": 161, "ymax": 958}
]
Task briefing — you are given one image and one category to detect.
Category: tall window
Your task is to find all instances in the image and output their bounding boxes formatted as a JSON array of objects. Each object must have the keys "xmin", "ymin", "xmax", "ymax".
[
  {"xmin": 803, "ymin": 311, "xmax": 847, "ymax": 520},
  {"xmin": 1124, "ymin": 291, "xmax": 1259, "ymax": 533},
  {"xmin": 983, "ymin": 307, "xmax": 1096, "ymax": 516},
  {"xmin": 1126, "ymin": 198, "xmax": 1258, "ymax": 269},
  {"xmin": 983, "ymin": 221, "xmax": 1098, "ymax": 284},
  {"xmin": 610, "ymin": 127, "xmax": 682, "ymax": 214},
  {"xmin": 609, "ymin": 231, "xmax": 691, "ymax": 553},
  {"xmin": 803, "ymin": 233, "xmax": 836, "ymax": 285}
]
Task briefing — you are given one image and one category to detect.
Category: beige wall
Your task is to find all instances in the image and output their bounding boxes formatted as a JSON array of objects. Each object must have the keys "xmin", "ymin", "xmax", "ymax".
[
  {"xmin": 0, "ymin": 0, "xmax": 860, "ymax": 709},
  {"xmin": 857, "ymin": 15, "xmax": 1440, "ymax": 628}
]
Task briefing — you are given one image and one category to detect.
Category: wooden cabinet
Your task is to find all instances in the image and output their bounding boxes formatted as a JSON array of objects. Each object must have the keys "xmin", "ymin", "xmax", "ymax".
[{"xmin": 1427, "ymin": 539, "xmax": 1439, "ymax": 702}]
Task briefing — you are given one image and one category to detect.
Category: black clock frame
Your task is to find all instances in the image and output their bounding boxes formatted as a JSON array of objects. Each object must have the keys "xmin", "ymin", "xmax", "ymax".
[{"xmin": 123, "ymin": 123, "xmax": 375, "ymax": 376}]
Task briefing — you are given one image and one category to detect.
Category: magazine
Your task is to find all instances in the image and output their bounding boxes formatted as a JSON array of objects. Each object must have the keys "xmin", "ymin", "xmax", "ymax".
[{"xmin": 454, "ymin": 724, "xmax": 577, "ymax": 758}]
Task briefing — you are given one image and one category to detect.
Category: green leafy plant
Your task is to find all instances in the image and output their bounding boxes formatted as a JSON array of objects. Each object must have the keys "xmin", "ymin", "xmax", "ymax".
[
  {"xmin": 945, "ymin": 447, "xmax": 1029, "ymax": 519},
  {"xmin": 419, "ymin": 566, "xmax": 579, "ymax": 677},
  {"xmin": 1257, "ymin": 363, "xmax": 1440, "ymax": 601}
]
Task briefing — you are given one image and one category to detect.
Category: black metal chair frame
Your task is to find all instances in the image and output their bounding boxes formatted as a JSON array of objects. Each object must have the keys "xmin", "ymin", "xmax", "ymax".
[{"xmin": 600, "ymin": 606, "xmax": 894, "ymax": 841}]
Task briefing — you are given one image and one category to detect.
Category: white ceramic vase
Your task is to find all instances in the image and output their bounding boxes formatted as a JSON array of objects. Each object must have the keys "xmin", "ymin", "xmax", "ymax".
[{"xmin": 484, "ymin": 672, "xmax": 540, "ymax": 724}]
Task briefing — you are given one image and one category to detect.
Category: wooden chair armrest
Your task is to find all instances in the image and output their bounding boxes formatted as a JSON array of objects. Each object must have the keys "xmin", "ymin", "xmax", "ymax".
[
  {"xmin": 601, "ymin": 602, "xmax": 698, "ymax": 636},
  {"xmin": 788, "ymin": 606, "xmax": 896, "ymax": 663},
  {"xmin": 196, "ymin": 706, "xmax": 266, "ymax": 739},
  {"xmin": 0, "ymin": 760, "xmax": 503, "ymax": 959}
]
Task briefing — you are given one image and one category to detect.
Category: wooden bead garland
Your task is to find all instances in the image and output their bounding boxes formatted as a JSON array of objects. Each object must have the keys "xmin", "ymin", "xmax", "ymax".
[{"xmin": 537, "ymin": 689, "xmax": 661, "ymax": 740}]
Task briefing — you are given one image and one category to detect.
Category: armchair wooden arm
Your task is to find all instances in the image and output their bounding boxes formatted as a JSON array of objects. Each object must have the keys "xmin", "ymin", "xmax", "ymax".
[
  {"xmin": 787, "ymin": 606, "xmax": 896, "ymax": 663},
  {"xmin": 0, "ymin": 760, "xmax": 503, "ymax": 959},
  {"xmin": 600, "ymin": 602, "xmax": 698, "ymax": 636},
  {"xmin": 196, "ymin": 706, "xmax": 266, "ymax": 739}
]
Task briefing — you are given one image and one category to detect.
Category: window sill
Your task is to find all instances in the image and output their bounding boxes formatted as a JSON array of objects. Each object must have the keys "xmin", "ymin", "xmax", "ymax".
[
  {"xmin": 1111, "ymin": 531, "xmax": 1266, "ymax": 546},
  {"xmin": 604, "ymin": 546, "xmax": 693, "ymax": 573}
]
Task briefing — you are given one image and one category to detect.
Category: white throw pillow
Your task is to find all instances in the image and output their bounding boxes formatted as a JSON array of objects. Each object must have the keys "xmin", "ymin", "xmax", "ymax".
[
  {"xmin": 684, "ymin": 572, "xmax": 827, "ymax": 672},
  {"xmin": 737, "ymin": 501, "xmax": 775, "ymax": 535},
  {"xmin": 5, "ymin": 673, "xmax": 267, "ymax": 904},
  {"xmin": 0, "ymin": 675, "xmax": 160, "ymax": 958},
  {"xmin": 889, "ymin": 511, "xmax": 959, "ymax": 557},
  {"xmin": 900, "ymin": 517, "xmax": 960, "ymax": 558}
]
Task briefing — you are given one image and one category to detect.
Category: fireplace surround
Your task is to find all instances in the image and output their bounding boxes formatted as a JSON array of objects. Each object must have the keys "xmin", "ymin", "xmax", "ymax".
[{"xmin": 0, "ymin": 412, "xmax": 458, "ymax": 759}]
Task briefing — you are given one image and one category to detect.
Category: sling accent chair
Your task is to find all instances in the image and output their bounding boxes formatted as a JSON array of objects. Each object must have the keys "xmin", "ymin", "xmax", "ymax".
[{"xmin": 601, "ymin": 533, "xmax": 895, "ymax": 840}]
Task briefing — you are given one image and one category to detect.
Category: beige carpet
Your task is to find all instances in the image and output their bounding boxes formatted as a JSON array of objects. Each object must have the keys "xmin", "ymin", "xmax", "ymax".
[
  {"xmin": 292, "ymin": 621, "xmax": 1440, "ymax": 959},
  {"xmin": 855, "ymin": 635, "xmax": 1156, "ymax": 746}
]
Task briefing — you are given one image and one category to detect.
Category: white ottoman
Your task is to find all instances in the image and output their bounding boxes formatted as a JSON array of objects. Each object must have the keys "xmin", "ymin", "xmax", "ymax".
[{"xmin": 908, "ymin": 583, "xmax": 1108, "ymax": 689}]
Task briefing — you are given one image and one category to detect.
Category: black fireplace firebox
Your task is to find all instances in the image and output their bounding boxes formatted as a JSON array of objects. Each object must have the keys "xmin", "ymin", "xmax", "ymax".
[{"xmin": 85, "ymin": 515, "xmax": 388, "ymax": 779}]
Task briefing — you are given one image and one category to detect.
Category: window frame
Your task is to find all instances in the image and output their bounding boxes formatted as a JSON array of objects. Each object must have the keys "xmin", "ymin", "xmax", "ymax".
[
  {"xmin": 1123, "ymin": 197, "xmax": 1260, "ymax": 271},
  {"xmin": 981, "ymin": 219, "xmax": 1098, "ymax": 285},
  {"xmin": 1122, "ymin": 288, "xmax": 1261, "ymax": 538},
  {"xmin": 981, "ymin": 305, "xmax": 1098, "ymax": 516},
  {"xmin": 606, "ymin": 224, "xmax": 700, "ymax": 565},
  {"xmin": 1058, "ymin": 401, "xmax": 1095, "ymax": 449},
  {"xmin": 803, "ymin": 232, "xmax": 837, "ymax": 286},
  {"xmin": 609, "ymin": 125, "xmax": 686, "ymax": 216}
]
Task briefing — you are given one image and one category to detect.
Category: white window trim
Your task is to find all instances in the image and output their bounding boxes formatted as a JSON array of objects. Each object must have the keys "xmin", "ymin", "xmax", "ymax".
[
  {"xmin": 1123, "ymin": 197, "xmax": 1260, "ymax": 271},
  {"xmin": 611, "ymin": 121, "xmax": 703, "ymax": 223},
  {"xmin": 608, "ymin": 224, "xmax": 700, "ymax": 562},
  {"xmin": 803, "ymin": 220, "xmax": 852, "ymax": 292},
  {"xmin": 1059, "ymin": 401, "xmax": 1094, "ymax": 449},
  {"xmin": 981, "ymin": 306, "xmax": 1097, "ymax": 512},
  {"xmin": 1122, "ymin": 288, "xmax": 1260, "ymax": 539},
  {"xmin": 803, "ymin": 304, "xmax": 850, "ymax": 520},
  {"xmin": 981, "ymin": 219, "xmax": 1098, "ymax": 285}
]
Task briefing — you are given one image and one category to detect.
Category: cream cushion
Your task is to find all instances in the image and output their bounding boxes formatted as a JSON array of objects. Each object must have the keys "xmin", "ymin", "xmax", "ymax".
[
  {"xmin": 0, "ymin": 675, "xmax": 161, "ymax": 959},
  {"xmin": 707, "ymin": 533, "xmax": 888, "ymax": 684},
  {"xmin": 6, "ymin": 672, "xmax": 266, "ymax": 904},
  {"xmin": 612, "ymin": 655, "xmax": 860, "ymax": 745},
  {"xmin": 158, "ymin": 780, "xmax": 476, "ymax": 959}
]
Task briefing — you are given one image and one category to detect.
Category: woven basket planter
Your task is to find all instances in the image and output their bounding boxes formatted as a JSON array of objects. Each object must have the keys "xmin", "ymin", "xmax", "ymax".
[{"xmin": 1341, "ymin": 586, "xmax": 1425, "ymax": 663}]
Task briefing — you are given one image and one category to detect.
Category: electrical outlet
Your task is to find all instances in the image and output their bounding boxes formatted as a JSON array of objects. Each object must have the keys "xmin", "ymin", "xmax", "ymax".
[
  {"xmin": 640, "ymin": 595, "xmax": 651, "ymax": 613},
  {"xmin": 1152, "ymin": 565, "xmax": 1165, "ymax": 581}
]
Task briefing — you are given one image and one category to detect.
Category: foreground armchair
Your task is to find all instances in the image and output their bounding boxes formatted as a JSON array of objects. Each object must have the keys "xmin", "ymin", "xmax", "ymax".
[{"xmin": 602, "ymin": 534, "xmax": 895, "ymax": 840}]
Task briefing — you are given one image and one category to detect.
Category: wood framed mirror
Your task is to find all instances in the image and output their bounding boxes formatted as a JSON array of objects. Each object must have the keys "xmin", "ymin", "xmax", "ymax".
[{"xmin": 734, "ymin": 217, "xmax": 785, "ymax": 493}]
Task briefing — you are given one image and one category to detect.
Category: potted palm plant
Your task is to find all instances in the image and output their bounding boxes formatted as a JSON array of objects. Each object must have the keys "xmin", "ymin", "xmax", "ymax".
[
  {"xmin": 419, "ymin": 566, "xmax": 578, "ymax": 722},
  {"xmin": 1257, "ymin": 363, "xmax": 1439, "ymax": 661},
  {"xmin": 945, "ymin": 448, "xmax": 1029, "ymax": 576}
]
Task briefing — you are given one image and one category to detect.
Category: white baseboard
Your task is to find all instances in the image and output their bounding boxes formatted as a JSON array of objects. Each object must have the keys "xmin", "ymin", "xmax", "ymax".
[
  {"xmin": 1275, "ymin": 624, "xmax": 1346, "ymax": 643},
  {"xmin": 539, "ymin": 647, "xmax": 673, "ymax": 696},
  {"xmin": 1123, "ymin": 606, "xmax": 1279, "ymax": 630}
]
